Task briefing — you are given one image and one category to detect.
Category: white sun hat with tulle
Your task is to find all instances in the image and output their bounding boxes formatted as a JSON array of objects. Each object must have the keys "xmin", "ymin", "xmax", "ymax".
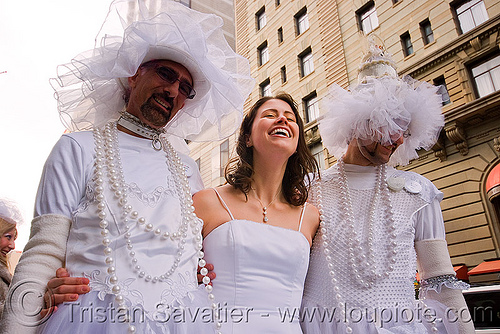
[{"xmin": 50, "ymin": 0, "xmax": 254, "ymax": 142}]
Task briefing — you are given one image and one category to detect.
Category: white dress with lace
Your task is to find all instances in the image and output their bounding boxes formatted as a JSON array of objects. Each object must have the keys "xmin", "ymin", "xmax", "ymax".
[
  {"xmin": 35, "ymin": 131, "xmax": 207, "ymax": 333},
  {"xmin": 201, "ymin": 189, "xmax": 310, "ymax": 333},
  {"xmin": 301, "ymin": 163, "xmax": 459, "ymax": 334}
]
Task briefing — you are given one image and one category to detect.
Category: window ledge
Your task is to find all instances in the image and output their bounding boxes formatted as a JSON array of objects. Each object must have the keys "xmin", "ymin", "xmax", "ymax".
[
  {"xmin": 423, "ymin": 41, "xmax": 436, "ymax": 49},
  {"xmin": 305, "ymin": 119, "xmax": 318, "ymax": 130},
  {"xmin": 392, "ymin": 0, "xmax": 402, "ymax": 8},
  {"xmin": 299, "ymin": 71, "xmax": 315, "ymax": 81},
  {"xmin": 403, "ymin": 52, "xmax": 416, "ymax": 61},
  {"xmin": 258, "ymin": 61, "xmax": 269, "ymax": 69},
  {"xmin": 363, "ymin": 25, "xmax": 380, "ymax": 35},
  {"xmin": 295, "ymin": 28, "xmax": 310, "ymax": 38}
]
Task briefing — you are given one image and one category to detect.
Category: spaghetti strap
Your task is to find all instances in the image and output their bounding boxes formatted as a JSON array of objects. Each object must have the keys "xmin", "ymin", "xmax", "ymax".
[
  {"xmin": 298, "ymin": 202, "xmax": 307, "ymax": 231},
  {"xmin": 212, "ymin": 188, "xmax": 235, "ymax": 220}
]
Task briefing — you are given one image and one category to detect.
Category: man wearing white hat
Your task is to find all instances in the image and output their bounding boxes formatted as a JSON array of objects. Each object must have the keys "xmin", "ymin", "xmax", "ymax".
[
  {"xmin": 301, "ymin": 41, "xmax": 474, "ymax": 334},
  {"xmin": 2, "ymin": 1, "xmax": 253, "ymax": 333}
]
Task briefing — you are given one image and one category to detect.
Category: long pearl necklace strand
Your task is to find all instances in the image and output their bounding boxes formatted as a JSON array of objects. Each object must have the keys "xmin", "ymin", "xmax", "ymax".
[
  {"xmin": 251, "ymin": 187, "xmax": 281, "ymax": 223},
  {"xmin": 317, "ymin": 159, "xmax": 437, "ymax": 333},
  {"xmin": 93, "ymin": 121, "xmax": 221, "ymax": 333},
  {"xmin": 336, "ymin": 158, "xmax": 397, "ymax": 288}
]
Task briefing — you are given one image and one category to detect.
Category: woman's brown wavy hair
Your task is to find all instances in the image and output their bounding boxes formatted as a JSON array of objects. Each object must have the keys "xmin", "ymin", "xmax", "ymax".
[{"xmin": 225, "ymin": 92, "xmax": 319, "ymax": 206}]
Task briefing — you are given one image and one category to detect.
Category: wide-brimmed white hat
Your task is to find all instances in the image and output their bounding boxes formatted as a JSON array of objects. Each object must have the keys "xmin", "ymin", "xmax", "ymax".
[
  {"xmin": 51, "ymin": 0, "xmax": 254, "ymax": 142},
  {"xmin": 319, "ymin": 36, "xmax": 444, "ymax": 166}
]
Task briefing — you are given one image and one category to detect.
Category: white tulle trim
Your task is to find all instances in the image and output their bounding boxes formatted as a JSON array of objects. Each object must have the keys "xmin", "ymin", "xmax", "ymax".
[
  {"xmin": 319, "ymin": 75, "xmax": 444, "ymax": 166},
  {"xmin": 50, "ymin": 0, "xmax": 254, "ymax": 142},
  {"xmin": 418, "ymin": 274, "xmax": 470, "ymax": 299}
]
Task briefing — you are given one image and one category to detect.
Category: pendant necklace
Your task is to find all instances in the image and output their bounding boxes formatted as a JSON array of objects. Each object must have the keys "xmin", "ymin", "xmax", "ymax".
[{"xmin": 251, "ymin": 186, "xmax": 281, "ymax": 223}]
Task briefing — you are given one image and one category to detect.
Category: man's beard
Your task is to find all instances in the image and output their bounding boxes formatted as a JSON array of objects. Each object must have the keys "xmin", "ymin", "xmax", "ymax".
[
  {"xmin": 140, "ymin": 95, "xmax": 174, "ymax": 128},
  {"xmin": 358, "ymin": 142, "xmax": 394, "ymax": 166}
]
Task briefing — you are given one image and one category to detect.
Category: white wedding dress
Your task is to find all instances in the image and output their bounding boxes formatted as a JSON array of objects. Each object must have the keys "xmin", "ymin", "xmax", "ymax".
[
  {"xmin": 35, "ymin": 130, "xmax": 205, "ymax": 333},
  {"xmin": 201, "ymin": 189, "xmax": 311, "ymax": 333}
]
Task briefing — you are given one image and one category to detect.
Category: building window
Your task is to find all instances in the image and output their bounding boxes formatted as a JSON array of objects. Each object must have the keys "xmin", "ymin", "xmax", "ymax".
[
  {"xmin": 195, "ymin": 158, "xmax": 201, "ymax": 171},
  {"xmin": 310, "ymin": 143, "xmax": 325, "ymax": 170},
  {"xmin": 256, "ymin": 7, "xmax": 266, "ymax": 31},
  {"xmin": 295, "ymin": 7, "xmax": 309, "ymax": 35},
  {"xmin": 220, "ymin": 140, "xmax": 229, "ymax": 177},
  {"xmin": 260, "ymin": 78, "xmax": 272, "ymax": 97},
  {"xmin": 281, "ymin": 66, "xmax": 287, "ymax": 84},
  {"xmin": 471, "ymin": 54, "xmax": 500, "ymax": 98},
  {"xmin": 303, "ymin": 92, "xmax": 319, "ymax": 122},
  {"xmin": 258, "ymin": 42, "xmax": 269, "ymax": 66},
  {"xmin": 454, "ymin": 0, "xmax": 488, "ymax": 34},
  {"xmin": 357, "ymin": 1, "xmax": 379, "ymax": 33},
  {"xmin": 178, "ymin": 0, "xmax": 191, "ymax": 7},
  {"xmin": 433, "ymin": 76, "xmax": 451, "ymax": 105},
  {"xmin": 420, "ymin": 19, "xmax": 434, "ymax": 45},
  {"xmin": 276, "ymin": 0, "xmax": 281, "ymax": 7},
  {"xmin": 278, "ymin": 27, "xmax": 283, "ymax": 43},
  {"xmin": 392, "ymin": 0, "xmax": 400, "ymax": 3},
  {"xmin": 299, "ymin": 48, "xmax": 314, "ymax": 77},
  {"xmin": 400, "ymin": 32, "xmax": 413, "ymax": 57}
]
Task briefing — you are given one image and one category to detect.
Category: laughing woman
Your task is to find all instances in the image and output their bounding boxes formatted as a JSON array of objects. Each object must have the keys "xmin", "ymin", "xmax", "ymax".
[
  {"xmin": 43, "ymin": 93, "xmax": 320, "ymax": 333},
  {"xmin": 194, "ymin": 92, "xmax": 320, "ymax": 333}
]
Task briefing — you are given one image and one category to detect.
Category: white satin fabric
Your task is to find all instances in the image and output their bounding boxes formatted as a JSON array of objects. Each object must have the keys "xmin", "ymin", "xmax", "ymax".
[
  {"xmin": 35, "ymin": 131, "xmax": 206, "ymax": 332},
  {"xmin": 203, "ymin": 220, "xmax": 310, "ymax": 333}
]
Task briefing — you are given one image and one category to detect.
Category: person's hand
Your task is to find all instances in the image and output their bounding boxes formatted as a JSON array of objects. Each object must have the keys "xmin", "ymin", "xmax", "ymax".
[
  {"xmin": 40, "ymin": 268, "xmax": 90, "ymax": 317},
  {"xmin": 197, "ymin": 263, "xmax": 215, "ymax": 285}
]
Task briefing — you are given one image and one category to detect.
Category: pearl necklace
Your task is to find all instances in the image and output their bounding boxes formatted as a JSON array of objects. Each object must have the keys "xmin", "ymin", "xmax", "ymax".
[
  {"xmin": 315, "ymin": 179, "xmax": 354, "ymax": 333},
  {"xmin": 251, "ymin": 187, "xmax": 281, "ymax": 223},
  {"xmin": 336, "ymin": 158, "xmax": 397, "ymax": 288},
  {"xmin": 92, "ymin": 122, "xmax": 220, "ymax": 333},
  {"xmin": 317, "ymin": 160, "xmax": 437, "ymax": 333}
]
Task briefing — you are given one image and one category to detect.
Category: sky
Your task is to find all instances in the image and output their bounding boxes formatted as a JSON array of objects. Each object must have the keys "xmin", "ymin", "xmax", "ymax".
[{"xmin": 0, "ymin": 0, "xmax": 113, "ymax": 251}]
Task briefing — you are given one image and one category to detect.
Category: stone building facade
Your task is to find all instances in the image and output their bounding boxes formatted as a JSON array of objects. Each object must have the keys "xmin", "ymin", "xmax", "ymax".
[{"xmin": 189, "ymin": 0, "xmax": 500, "ymax": 280}]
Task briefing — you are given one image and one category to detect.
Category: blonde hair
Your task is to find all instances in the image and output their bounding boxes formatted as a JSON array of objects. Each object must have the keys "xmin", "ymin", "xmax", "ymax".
[{"xmin": 0, "ymin": 218, "xmax": 17, "ymax": 269}]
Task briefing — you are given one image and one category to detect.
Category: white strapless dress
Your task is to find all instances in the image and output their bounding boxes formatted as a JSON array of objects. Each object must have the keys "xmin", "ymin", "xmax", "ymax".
[{"xmin": 203, "ymin": 219, "xmax": 310, "ymax": 333}]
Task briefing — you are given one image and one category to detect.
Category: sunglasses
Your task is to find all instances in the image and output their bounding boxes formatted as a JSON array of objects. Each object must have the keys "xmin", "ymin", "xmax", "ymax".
[{"xmin": 154, "ymin": 66, "xmax": 196, "ymax": 99}]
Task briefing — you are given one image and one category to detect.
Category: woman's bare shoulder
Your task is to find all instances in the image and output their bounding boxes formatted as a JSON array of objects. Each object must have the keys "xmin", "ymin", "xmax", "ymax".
[
  {"xmin": 301, "ymin": 203, "xmax": 320, "ymax": 245},
  {"xmin": 194, "ymin": 186, "xmax": 235, "ymax": 236}
]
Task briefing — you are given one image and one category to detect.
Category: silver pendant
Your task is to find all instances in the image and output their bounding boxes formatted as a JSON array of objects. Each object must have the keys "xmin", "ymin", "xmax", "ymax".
[{"xmin": 152, "ymin": 134, "xmax": 163, "ymax": 151}]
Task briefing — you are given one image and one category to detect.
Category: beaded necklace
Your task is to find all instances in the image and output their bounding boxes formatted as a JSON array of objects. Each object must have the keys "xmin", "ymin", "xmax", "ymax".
[
  {"xmin": 335, "ymin": 158, "xmax": 397, "ymax": 288},
  {"xmin": 92, "ymin": 121, "xmax": 220, "ymax": 333},
  {"xmin": 316, "ymin": 159, "xmax": 437, "ymax": 332}
]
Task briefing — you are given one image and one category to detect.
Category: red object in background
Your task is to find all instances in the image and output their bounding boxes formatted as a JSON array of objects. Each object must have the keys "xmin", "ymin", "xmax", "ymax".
[{"xmin": 468, "ymin": 259, "xmax": 500, "ymax": 276}]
